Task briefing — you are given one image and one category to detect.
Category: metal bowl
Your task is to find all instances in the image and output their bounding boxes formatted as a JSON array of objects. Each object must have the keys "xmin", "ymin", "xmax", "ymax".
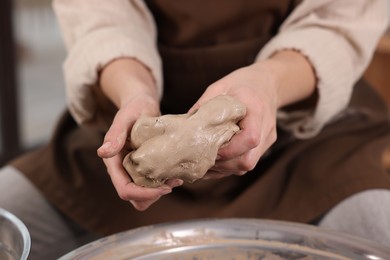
[
  {"xmin": 60, "ymin": 218, "xmax": 390, "ymax": 259},
  {"xmin": 0, "ymin": 208, "xmax": 31, "ymax": 260}
]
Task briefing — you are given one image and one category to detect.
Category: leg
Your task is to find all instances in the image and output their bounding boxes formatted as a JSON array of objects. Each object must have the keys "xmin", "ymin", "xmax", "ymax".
[
  {"xmin": 0, "ymin": 166, "xmax": 100, "ymax": 259},
  {"xmin": 319, "ymin": 189, "xmax": 390, "ymax": 247}
]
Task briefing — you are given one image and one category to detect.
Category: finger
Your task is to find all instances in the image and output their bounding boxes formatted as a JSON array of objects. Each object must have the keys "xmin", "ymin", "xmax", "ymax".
[
  {"xmin": 165, "ymin": 179, "xmax": 184, "ymax": 188},
  {"xmin": 104, "ymin": 155, "xmax": 172, "ymax": 201},
  {"xmin": 202, "ymin": 170, "xmax": 232, "ymax": 180},
  {"xmin": 130, "ymin": 197, "xmax": 161, "ymax": 211},
  {"xmin": 217, "ymin": 112, "xmax": 261, "ymax": 160},
  {"xmin": 97, "ymin": 108, "xmax": 138, "ymax": 158},
  {"xmin": 214, "ymin": 143, "xmax": 266, "ymax": 174},
  {"xmin": 209, "ymin": 163, "xmax": 247, "ymax": 176},
  {"xmin": 130, "ymin": 179, "xmax": 183, "ymax": 211},
  {"xmin": 214, "ymin": 123, "xmax": 276, "ymax": 174}
]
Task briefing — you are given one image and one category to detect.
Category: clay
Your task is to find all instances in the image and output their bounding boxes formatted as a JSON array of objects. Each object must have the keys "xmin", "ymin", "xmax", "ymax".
[{"xmin": 122, "ymin": 95, "xmax": 246, "ymax": 187}]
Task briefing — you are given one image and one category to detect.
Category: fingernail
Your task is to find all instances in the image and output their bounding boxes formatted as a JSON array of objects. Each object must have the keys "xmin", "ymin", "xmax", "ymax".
[
  {"xmin": 172, "ymin": 179, "xmax": 184, "ymax": 188},
  {"xmin": 159, "ymin": 188, "xmax": 172, "ymax": 195},
  {"xmin": 99, "ymin": 142, "xmax": 112, "ymax": 151}
]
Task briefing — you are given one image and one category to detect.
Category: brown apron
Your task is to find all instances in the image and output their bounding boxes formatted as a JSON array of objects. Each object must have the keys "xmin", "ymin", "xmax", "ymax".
[{"xmin": 11, "ymin": 0, "xmax": 390, "ymax": 236}]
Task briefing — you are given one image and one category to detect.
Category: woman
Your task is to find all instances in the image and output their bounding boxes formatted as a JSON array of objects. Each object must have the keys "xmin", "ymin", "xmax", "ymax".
[{"xmin": 2, "ymin": 0, "xmax": 390, "ymax": 258}]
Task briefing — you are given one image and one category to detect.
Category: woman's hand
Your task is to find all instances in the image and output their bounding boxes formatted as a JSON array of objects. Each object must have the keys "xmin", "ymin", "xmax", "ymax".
[
  {"xmin": 190, "ymin": 50, "xmax": 316, "ymax": 179},
  {"xmin": 96, "ymin": 58, "xmax": 182, "ymax": 211}
]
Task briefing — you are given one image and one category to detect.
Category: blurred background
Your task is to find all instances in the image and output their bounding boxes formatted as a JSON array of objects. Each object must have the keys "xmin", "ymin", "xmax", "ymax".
[
  {"xmin": 0, "ymin": 0, "xmax": 66, "ymax": 165},
  {"xmin": 0, "ymin": 0, "xmax": 390, "ymax": 166}
]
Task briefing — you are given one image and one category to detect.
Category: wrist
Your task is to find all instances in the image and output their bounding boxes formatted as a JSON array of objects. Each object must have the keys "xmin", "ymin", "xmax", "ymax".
[
  {"xmin": 99, "ymin": 58, "xmax": 159, "ymax": 108},
  {"xmin": 257, "ymin": 50, "xmax": 317, "ymax": 108}
]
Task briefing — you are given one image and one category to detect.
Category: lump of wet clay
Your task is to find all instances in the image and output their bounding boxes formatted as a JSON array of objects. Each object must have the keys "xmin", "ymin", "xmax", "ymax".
[{"xmin": 122, "ymin": 95, "xmax": 246, "ymax": 188}]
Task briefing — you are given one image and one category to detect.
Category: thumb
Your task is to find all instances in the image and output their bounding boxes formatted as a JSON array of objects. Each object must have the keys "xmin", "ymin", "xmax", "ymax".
[{"xmin": 97, "ymin": 109, "xmax": 135, "ymax": 158}]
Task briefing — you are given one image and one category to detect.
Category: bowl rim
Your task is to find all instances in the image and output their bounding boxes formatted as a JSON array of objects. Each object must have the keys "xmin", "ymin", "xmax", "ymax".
[
  {"xmin": 60, "ymin": 218, "xmax": 390, "ymax": 259},
  {"xmin": 0, "ymin": 208, "xmax": 31, "ymax": 260}
]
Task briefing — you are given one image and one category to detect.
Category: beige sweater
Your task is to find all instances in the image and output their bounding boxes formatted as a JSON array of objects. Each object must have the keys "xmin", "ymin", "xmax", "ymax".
[{"xmin": 53, "ymin": 0, "xmax": 389, "ymax": 138}]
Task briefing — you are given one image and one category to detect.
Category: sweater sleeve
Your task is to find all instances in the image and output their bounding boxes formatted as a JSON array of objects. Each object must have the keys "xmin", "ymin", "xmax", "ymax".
[
  {"xmin": 257, "ymin": 0, "xmax": 389, "ymax": 138},
  {"xmin": 53, "ymin": 0, "xmax": 162, "ymax": 125}
]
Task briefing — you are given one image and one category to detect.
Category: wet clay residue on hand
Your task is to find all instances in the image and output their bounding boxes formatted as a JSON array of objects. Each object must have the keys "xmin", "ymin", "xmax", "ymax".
[{"xmin": 122, "ymin": 95, "xmax": 246, "ymax": 187}]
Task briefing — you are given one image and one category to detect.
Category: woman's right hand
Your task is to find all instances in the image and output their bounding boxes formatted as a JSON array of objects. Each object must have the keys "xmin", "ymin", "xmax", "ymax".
[{"xmin": 96, "ymin": 58, "xmax": 182, "ymax": 211}]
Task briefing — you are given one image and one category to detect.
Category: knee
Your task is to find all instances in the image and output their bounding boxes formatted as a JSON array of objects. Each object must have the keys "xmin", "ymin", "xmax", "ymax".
[{"xmin": 319, "ymin": 189, "xmax": 390, "ymax": 247}]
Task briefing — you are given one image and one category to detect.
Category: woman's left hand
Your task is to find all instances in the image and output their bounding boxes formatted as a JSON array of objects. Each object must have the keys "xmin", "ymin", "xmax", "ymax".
[{"xmin": 190, "ymin": 50, "xmax": 316, "ymax": 179}]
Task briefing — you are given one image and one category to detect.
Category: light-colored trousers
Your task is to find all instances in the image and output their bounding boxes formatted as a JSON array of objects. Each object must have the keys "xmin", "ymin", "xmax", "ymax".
[{"xmin": 1, "ymin": 165, "xmax": 390, "ymax": 259}]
